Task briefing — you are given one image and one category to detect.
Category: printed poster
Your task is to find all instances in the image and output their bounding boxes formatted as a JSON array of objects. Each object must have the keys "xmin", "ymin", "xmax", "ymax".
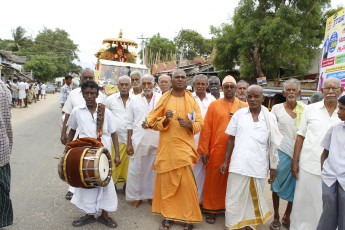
[{"xmin": 318, "ymin": 8, "xmax": 345, "ymax": 94}]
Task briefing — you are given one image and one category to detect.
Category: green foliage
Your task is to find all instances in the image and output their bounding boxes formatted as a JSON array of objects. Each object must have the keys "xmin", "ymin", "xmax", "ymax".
[
  {"xmin": 174, "ymin": 29, "xmax": 213, "ymax": 60},
  {"xmin": 212, "ymin": 0, "xmax": 334, "ymax": 79},
  {"xmin": 139, "ymin": 33, "xmax": 177, "ymax": 63},
  {"xmin": 4, "ymin": 26, "xmax": 32, "ymax": 52},
  {"xmin": 16, "ymin": 28, "xmax": 81, "ymax": 82}
]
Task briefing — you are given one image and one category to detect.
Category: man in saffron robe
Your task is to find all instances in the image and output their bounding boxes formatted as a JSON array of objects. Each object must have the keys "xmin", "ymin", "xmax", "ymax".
[
  {"xmin": 145, "ymin": 69, "xmax": 203, "ymax": 230},
  {"xmin": 198, "ymin": 75, "xmax": 247, "ymax": 224}
]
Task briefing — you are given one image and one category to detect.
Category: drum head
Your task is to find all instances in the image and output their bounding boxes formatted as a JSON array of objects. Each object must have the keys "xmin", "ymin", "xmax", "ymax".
[{"xmin": 99, "ymin": 153, "xmax": 110, "ymax": 181}]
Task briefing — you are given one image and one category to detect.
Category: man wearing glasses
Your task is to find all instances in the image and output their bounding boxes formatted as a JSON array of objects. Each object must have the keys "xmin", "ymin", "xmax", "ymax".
[
  {"xmin": 290, "ymin": 77, "xmax": 343, "ymax": 230},
  {"xmin": 198, "ymin": 75, "xmax": 247, "ymax": 224}
]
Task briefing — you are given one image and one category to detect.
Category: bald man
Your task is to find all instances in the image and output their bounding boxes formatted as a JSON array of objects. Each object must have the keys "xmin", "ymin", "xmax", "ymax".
[
  {"xmin": 290, "ymin": 77, "xmax": 343, "ymax": 230},
  {"xmin": 157, "ymin": 74, "xmax": 172, "ymax": 94},
  {"xmin": 220, "ymin": 85, "xmax": 282, "ymax": 230}
]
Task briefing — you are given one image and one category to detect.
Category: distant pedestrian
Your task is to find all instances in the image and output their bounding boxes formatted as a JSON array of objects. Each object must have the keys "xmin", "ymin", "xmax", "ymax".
[
  {"xmin": 308, "ymin": 91, "xmax": 324, "ymax": 104},
  {"xmin": 18, "ymin": 78, "xmax": 27, "ymax": 108},
  {"xmin": 317, "ymin": 95, "xmax": 345, "ymax": 230},
  {"xmin": 11, "ymin": 79, "xmax": 18, "ymax": 107},
  {"xmin": 61, "ymin": 75, "xmax": 73, "ymax": 108},
  {"xmin": 41, "ymin": 83, "xmax": 47, "ymax": 99},
  {"xmin": 0, "ymin": 79, "xmax": 13, "ymax": 228}
]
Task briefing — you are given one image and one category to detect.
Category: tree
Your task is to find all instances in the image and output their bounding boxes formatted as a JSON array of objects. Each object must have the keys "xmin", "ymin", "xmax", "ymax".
[
  {"xmin": 212, "ymin": 0, "xmax": 333, "ymax": 79},
  {"xmin": 4, "ymin": 26, "xmax": 32, "ymax": 52},
  {"xmin": 17, "ymin": 28, "xmax": 81, "ymax": 82},
  {"xmin": 174, "ymin": 29, "xmax": 213, "ymax": 60},
  {"xmin": 139, "ymin": 33, "xmax": 177, "ymax": 65}
]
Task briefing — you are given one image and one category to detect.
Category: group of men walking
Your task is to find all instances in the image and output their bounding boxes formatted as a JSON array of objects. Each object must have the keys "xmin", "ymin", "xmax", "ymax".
[{"xmin": 57, "ymin": 68, "xmax": 345, "ymax": 230}]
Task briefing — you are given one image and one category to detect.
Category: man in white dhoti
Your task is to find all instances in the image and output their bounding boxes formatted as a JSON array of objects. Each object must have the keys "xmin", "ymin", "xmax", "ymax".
[
  {"xmin": 290, "ymin": 77, "xmax": 343, "ymax": 230},
  {"xmin": 192, "ymin": 74, "xmax": 215, "ymax": 203},
  {"xmin": 105, "ymin": 76, "xmax": 132, "ymax": 191},
  {"xmin": 61, "ymin": 68, "xmax": 106, "ymax": 200},
  {"xmin": 66, "ymin": 81, "xmax": 121, "ymax": 228},
  {"xmin": 270, "ymin": 78, "xmax": 304, "ymax": 230},
  {"xmin": 220, "ymin": 85, "xmax": 282, "ymax": 230},
  {"xmin": 17, "ymin": 78, "xmax": 27, "ymax": 108},
  {"xmin": 125, "ymin": 74, "xmax": 161, "ymax": 208}
]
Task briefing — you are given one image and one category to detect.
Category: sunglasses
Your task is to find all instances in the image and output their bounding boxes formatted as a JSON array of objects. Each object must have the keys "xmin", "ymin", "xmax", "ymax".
[{"xmin": 223, "ymin": 84, "xmax": 236, "ymax": 89}]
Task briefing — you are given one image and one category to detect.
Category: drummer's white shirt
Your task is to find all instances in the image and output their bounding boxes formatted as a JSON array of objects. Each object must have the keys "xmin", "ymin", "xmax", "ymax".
[
  {"xmin": 67, "ymin": 105, "xmax": 116, "ymax": 151},
  {"xmin": 62, "ymin": 88, "xmax": 106, "ymax": 114},
  {"xmin": 67, "ymin": 104, "xmax": 118, "ymax": 214}
]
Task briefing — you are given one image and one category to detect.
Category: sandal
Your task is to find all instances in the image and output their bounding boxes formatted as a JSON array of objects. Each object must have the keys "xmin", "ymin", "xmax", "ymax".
[
  {"xmin": 270, "ymin": 221, "xmax": 281, "ymax": 230},
  {"xmin": 65, "ymin": 191, "xmax": 73, "ymax": 200},
  {"xmin": 206, "ymin": 213, "xmax": 216, "ymax": 224},
  {"xmin": 184, "ymin": 223, "xmax": 194, "ymax": 230},
  {"xmin": 282, "ymin": 219, "xmax": 290, "ymax": 229},
  {"xmin": 159, "ymin": 219, "xmax": 174, "ymax": 230},
  {"xmin": 72, "ymin": 216, "xmax": 96, "ymax": 227},
  {"xmin": 98, "ymin": 216, "xmax": 118, "ymax": 228}
]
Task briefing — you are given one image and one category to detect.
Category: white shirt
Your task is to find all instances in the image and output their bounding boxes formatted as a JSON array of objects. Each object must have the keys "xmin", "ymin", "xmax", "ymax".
[
  {"xmin": 18, "ymin": 82, "xmax": 26, "ymax": 92},
  {"xmin": 105, "ymin": 93, "xmax": 131, "ymax": 143},
  {"xmin": 67, "ymin": 105, "xmax": 117, "ymax": 152},
  {"xmin": 192, "ymin": 92, "xmax": 216, "ymax": 149},
  {"xmin": 125, "ymin": 92, "xmax": 161, "ymax": 158},
  {"xmin": 62, "ymin": 88, "xmax": 106, "ymax": 114},
  {"xmin": 321, "ymin": 121, "xmax": 345, "ymax": 190},
  {"xmin": 25, "ymin": 82, "xmax": 29, "ymax": 90},
  {"xmin": 225, "ymin": 107, "xmax": 276, "ymax": 178},
  {"xmin": 60, "ymin": 84, "xmax": 73, "ymax": 104},
  {"xmin": 271, "ymin": 103, "xmax": 299, "ymax": 158},
  {"xmin": 297, "ymin": 100, "xmax": 340, "ymax": 176},
  {"xmin": 41, "ymin": 84, "xmax": 46, "ymax": 90}
]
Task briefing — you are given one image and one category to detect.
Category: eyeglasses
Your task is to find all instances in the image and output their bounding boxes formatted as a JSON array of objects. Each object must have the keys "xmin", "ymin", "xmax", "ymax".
[
  {"xmin": 223, "ymin": 84, "xmax": 236, "ymax": 89},
  {"xmin": 323, "ymin": 87, "xmax": 341, "ymax": 92}
]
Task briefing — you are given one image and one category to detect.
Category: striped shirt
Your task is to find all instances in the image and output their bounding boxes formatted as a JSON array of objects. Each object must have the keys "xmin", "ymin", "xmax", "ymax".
[{"xmin": 0, "ymin": 79, "xmax": 13, "ymax": 166}]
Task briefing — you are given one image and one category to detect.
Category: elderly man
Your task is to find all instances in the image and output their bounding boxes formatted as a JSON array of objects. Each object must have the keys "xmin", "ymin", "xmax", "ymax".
[
  {"xmin": 0, "ymin": 79, "xmax": 13, "ymax": 228},
  {"xmin": 290, "ymin": 77, "xmax": 343, "ymax": 230},
  {"xmin": 192, "ymin": 74, "xmax": 216, "ymax": 203},
  {"xmin": 220, "ymin": 85, "xmax": 282, "ymax": 230},
  {"xmin": 208, "ymin": 76, "xmax": 223, "ymax": 99},
  {"xmin": 125, "ymin": 75, "xmax": 161, "ymax": 208},
  {"xmin": 198, "ymin": 75, "xmax": 247, "ymax": 224},
  {"xmin": 60, "ymin": 68, "xmax": 106, "ymax": 200},
  {"xmin": 105, "ymin": 76, "xmax": 132, "ymax": 191},
  {"xmin": 145, "ymin": 69, "xmax": 203, "ymax": 230},
  {"xmin": 66, "ymin": 81, "xmax": 120, "ymax": 228},
  {"xmin": 270, "ymin": 78, "xmax": 304, "ymax": 230},
  {"xmin": 236, "ymin": 80, "xmax": 249, "ymax": 102},
  {"xmin": 158, "ymin": 74, "xmax": 172, "ymax": 94},
  {"xmin": 129, "ymin": 71, "xmax": 142, "ymax": 95}
]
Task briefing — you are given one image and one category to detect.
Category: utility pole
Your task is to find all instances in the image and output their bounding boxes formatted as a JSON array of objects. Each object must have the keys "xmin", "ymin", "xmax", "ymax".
[{"xmin": 137, "ymin": 34, "xmax": 149, "ymax": 65}]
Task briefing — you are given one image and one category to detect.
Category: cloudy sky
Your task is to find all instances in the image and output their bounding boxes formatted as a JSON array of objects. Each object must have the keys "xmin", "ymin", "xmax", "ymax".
[{"xmin": 1, "ymin": 0, "xmax": 343, "ymax": 69}]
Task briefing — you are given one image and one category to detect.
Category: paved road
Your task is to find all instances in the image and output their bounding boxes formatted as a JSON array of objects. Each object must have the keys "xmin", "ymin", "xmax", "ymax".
[{"xmin": 7, "ymin": 93, "xmax": 287, "ymax": 230}]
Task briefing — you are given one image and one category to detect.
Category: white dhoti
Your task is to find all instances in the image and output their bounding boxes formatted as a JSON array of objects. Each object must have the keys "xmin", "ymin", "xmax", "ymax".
[
  {"xmin": 126, "ymin": 154, "xmax": 156, "ymax": 200},
  {"xmin": 225, "ymin": 173, "xmax": 271, "ymax": 230},
  {"xmin": 71, "ymin": 178, "xmax": 118, "ymax": 215},
  {"xmin": 290, "ymin": 168, "xmax": 322, "ymax": 230},
  {"xmin": 18, "ymin": 91, "xmax": 26, "ymax": 99},
  {"xmin": 194, "ymin": 156, "xmax": 205, "ymax": 203}
]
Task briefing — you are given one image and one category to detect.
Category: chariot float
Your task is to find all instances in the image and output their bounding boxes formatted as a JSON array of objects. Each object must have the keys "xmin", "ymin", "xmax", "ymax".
[{"xmin": 94, "ymin": 30, "xmax": 148, "ymax": 95}]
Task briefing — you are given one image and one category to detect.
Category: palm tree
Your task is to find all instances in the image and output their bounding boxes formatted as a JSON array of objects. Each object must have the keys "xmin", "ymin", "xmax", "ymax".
[{"xmin": 5, "ymin": 26, "xmax": 29, "ymax": 52}]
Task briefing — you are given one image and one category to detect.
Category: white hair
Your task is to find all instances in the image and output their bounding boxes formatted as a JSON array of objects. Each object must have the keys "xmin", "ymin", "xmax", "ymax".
[
  {"xmin": 283, "ymin": 78, "xmax": 300, "ymax": 90},
  {"xmin": 130, "ymin": 71, "xmax": 142, "ymax": 78},
  {"xmin": 118, "ymin": 75, "xmax": 131, "ymax": 84},
  {"xmin": 237, "ymin": 80, "xmax": 249, "ymax": 88},
  {"xmin": 140, "ymin": 74, "xmax": 155, "ymax": 84},
  {"xmin": 193, "ymin": 74, "xmax": 208, "ymax": 84},
  {"xmin": 158, "ymin": 74, "xmax": 171, "ymax": 83},
  {"xmin": 207, "ymin": 76, "xmax": 220, "ymax": 85}
]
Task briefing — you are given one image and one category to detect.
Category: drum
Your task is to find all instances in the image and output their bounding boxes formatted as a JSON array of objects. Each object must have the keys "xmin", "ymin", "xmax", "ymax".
[{"xmin": 58, "ymin": 147, "xmax": 112, "ymax": 188}]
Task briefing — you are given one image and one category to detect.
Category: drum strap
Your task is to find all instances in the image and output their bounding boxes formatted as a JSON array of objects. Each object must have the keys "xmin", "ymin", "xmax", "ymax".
[{"xmin": 96, "ymin": 103, "xmax": 106, "ymax": 142}]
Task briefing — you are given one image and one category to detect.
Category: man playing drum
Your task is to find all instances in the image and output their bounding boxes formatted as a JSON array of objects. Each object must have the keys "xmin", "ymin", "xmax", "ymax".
[{"xmin": 66, "ymin": 81, "xmax": 121, "ymax": 228}]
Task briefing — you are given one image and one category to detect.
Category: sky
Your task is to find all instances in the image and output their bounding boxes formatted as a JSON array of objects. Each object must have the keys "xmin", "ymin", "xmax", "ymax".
[{"xmin": 1, "ymin": 0, "xmax": 344, "ymax": 69}]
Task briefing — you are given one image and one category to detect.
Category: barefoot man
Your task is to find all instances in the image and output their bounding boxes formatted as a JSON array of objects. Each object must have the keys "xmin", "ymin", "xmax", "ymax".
[{"xmin": 145, "ymin": 69, "xmax": 203, "ymax": 230}]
